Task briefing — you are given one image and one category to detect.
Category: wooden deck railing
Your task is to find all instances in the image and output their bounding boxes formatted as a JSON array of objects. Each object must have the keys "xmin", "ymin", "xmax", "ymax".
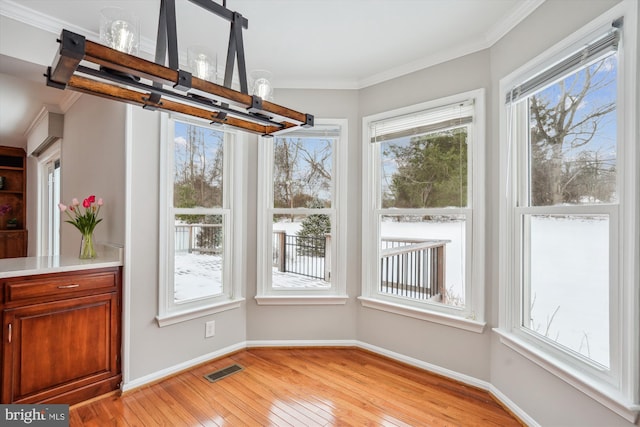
[
  {"xmin": 175, "ymin": 224, "xmax": 223, "ymax": 255},
  {"xmin": 273, "ymin": 231, "xmax": 330, "ymax": 280},
  {"xmin": 380, "ymin": 238, "xmax": 449, "ymax": 302}
]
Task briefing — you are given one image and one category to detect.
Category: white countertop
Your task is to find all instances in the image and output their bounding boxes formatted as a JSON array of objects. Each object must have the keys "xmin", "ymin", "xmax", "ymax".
[{"xmin": 0, "ymin": 244, "xmax": 124, "ymax": 279}]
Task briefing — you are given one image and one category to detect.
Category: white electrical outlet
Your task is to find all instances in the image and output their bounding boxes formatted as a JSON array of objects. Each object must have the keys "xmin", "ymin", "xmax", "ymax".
[{"xmin": 205, "ymin": 320, "xmax": 215, "ymax": 338}]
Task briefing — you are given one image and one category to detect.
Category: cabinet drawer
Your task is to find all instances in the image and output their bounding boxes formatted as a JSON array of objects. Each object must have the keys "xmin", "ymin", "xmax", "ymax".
[{"xmin": 4, "ymin": 270, "xmax": 117, "ymax": 303}]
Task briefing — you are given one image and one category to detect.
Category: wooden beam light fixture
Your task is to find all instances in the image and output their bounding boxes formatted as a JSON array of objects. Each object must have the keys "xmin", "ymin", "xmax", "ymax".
[{"xmin": 46, "ymin": 0, "xmax": 314, "ymax": 136}]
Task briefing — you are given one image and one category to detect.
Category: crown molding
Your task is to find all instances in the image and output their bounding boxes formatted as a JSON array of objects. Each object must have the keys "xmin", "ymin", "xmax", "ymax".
[
  {"xmin": 356, "ymin": 0, "xmax": 546, "ymax": 90},
  {"xmin": 484, "ymin": 0, "xmax": 546, "ymax": 45},
  {"xmin": 1, "ymin": 0, "xmax": 546, "ymax": 91},
  {"xmin": 0, "ymin": 0, "xmax": 155, "ymax": 55}
]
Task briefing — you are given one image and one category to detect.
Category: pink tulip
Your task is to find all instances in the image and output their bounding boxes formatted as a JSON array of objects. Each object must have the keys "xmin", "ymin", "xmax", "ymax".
[
  {"xmin": 97, "ymin": 198, "xmax": 104, "ymax": 206},
  {"xmin": 72, "ymin": 198, "xmax": 79, "ymax": 206},
  {"xmin": 58, "ymin": 203, "xmax": 67, "ymax": 212}
]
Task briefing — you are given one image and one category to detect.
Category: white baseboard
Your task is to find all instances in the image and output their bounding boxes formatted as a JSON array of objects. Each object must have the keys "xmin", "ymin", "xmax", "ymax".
[
  {"xmin": 121, "ymin": 341, "xmax": 246, "ymax": 392},
  {"xmin": 121, "ymin": 339, "xmax": 535, "ymax": 426},
  {"xmin": 246, "ymin": 339, "xmax": 358, "ymax": 348},
  {"xmin": 489, "ymin": 384, "xmax": 540, "ymax": 427}
]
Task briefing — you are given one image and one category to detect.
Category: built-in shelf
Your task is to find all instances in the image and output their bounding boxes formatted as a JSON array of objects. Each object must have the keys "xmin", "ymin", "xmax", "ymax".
[{"xmin": 0, "ymin": 146, "xmax": 26, "ymax": 258}]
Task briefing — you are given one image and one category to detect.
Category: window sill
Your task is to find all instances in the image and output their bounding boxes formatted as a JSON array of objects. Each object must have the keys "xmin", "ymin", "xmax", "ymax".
[
  {"xmin": 156, "ymin": 298, "xmax": 244, "ymax": 327},
  {"xmin": 255, "ymin": 295, "xmax": 349, "ymax": 305},
  {"xmin": 358, "ymin": 297, "xmax": 485, "ymax": 333},
  {"xmin": 493, "ymin": 328, "xmax": 639, "ymax": 423}
]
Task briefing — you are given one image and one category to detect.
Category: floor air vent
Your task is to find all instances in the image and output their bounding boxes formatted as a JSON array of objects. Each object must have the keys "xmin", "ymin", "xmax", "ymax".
[{"xmin": 204, "ymin": 364, "xmax": 243, "ymax": 383}]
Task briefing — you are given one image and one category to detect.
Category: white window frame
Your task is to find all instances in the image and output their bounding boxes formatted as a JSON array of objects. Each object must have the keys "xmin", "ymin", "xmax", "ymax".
[
  {"xmin": 37, "ymin": 141, "xmax": 61, "ymax": 257},
  {"xmin": 255, "ymin": 118, "xmax": 348, "ymax": 305},
  {"xmin": 360, "ymin": 89, "xmax": 486, "ymax": 333},
  {"xmin": 496, "ymin": 1, "xmax": 639, "ymax": 422},
  {"xmin": 157, "ymin": 114, "xmax": 244, "ymax": 326}
]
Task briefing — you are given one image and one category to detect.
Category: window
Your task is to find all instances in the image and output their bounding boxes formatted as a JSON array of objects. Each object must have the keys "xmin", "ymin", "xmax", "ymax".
[
  {"xmin": 157, "ymin": 116, "xmax": 243, "ymax": 325},
  {"xmin": 38, "ymin": 144, "xmax": 61, "ymax": 256},
  {"xmin": 256, "ymin": 119, "xmax": 348, "ymax": 304},
  {"xmin": 498, "ymin": 5, "xmax": 638, "ymax": 420},
  {"xmin": 361, "ymin": 90, "xmax": 485, "ymax": 332}
]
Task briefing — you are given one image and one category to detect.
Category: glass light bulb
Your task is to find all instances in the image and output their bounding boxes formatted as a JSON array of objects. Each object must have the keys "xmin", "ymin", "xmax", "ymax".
[
  {"xmin": 254, "ymin": 78, "xmax": 272, "ymax": 100},
  {"xmin": 100, "ymin": 8, "xmax": 139, "ymax": 55},
  {"xmin": 188, "ymin": 47, "xmax": 216, "ymax": 81},
  {"xmin": 111, "ymin": 20, "xmax": 136, "ymax": 53},
  {"xmin": 250, "ymin": 70, "xmax": 273, "ymax": 101}
]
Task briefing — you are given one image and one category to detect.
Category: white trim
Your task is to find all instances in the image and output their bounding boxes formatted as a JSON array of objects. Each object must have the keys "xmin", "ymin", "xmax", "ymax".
[
  {"xmin": 494, "ymin": 328, "xmax": 640, "ymax": 423},
  {"xmin": 121, "ymin": 338, "xmax": 534, "ymax": 426},
  {"xmin": 35, "ymin": 142, "xmax": 60, "ymax": 257},
  {"xmin": 254, "ymin": 295, "xmax": 348, "ymax": 306},
  {"xmin": 361, "ymin": 88, "xmax": 486, "ymax": 324},
  {"xmin": 497, "ymin": 0, "xmax": 638, "ymax": 420},
  {"xmin": 122, "ymin": 104, "xmax": 134, "ymax": 387},
  {"xmin": 246, "ymin": 340, "xmax": 357, "ymax": 348},
  {"xmin": 256, "ymin": 118, "xmax": 348, "ymax": 301},
  {"xmin": 158, "ymin": 116, "xmax": 241, "ymax": 321},
  {"xmin": 0, "ymin": 0, "xmax": 542, "ymax": 91},
  {"xmin": 0, "ymin": 0, "xmax": 155, "ymax": 54},
  {"xmin": 155, "ymin": 298, "xmax": 244, "ymax": 327},
  {"xmin": 358, "ymin": 297, "xmax": 485, "ymax": 333},
  {"xmin": 483, "ymin": 0, "xmax": 545, "ymax": 48},
  {"xmin": 121, "ymin": 341, "xmax": 247, "ymax": 392},
  {"xmin": 488, "ymin": 384, "xmax": 541, "ymax": 427},
  {"xmin": 58, "ymin": 92, "xmax": 82, "ymax": 114}
]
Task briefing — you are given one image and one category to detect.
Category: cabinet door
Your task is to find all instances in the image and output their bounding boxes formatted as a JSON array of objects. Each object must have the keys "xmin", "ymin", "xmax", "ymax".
[
  {"xmin": 1, "ymin": 292, "xmax": 120, "ymax": 403},
  {"xmin": 0, "ymin": 231, "xmax": 27, "ymax": 258}
]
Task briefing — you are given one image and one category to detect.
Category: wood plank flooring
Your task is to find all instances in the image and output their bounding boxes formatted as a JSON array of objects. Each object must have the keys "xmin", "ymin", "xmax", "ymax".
[{"xmin": 69, "ymin": 347, "xmax": 523, "ymax": 426}]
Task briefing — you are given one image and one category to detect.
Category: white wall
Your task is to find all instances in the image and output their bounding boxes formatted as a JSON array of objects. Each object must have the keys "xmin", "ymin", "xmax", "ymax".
[
  {"xmin": 357, "ymin": 50, "xmax": 493, "ymax": 382},
  {"xmin": 2, "ymin": 1, "xmax": 638, "ymax": 424},
  {"xmin": 487, "ymin": 1, "xmax": 634, "ymax": 426},
  {"xmin": 59, "ymin": 95, "xmax": 126, "ymax": 254},
  {"xmin": 126, "ymin": 107, "xmax": 247, "ymax": 381},
  {"xmin": 246, "ymin": 89, "xmax": 360, "ymax": 341}
]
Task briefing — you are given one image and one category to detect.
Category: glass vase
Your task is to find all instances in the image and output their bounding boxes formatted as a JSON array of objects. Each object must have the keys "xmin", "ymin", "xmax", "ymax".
[{"xmin": 79, "ymin": 232, "xmax": 97, "ymax": 259}]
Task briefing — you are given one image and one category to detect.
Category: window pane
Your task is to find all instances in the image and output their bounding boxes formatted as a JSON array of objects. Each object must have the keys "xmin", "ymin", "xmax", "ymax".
[
  {"xmin": 380, "ymin": 214, "xmax": 465, "ymax": 306},
  {"xmin": 273, "ymin": 137, "xmax": 333, "ymax": 209},
  {"xmin": 528, "ymin": 54, "xmax": 617, "ymax": 206},
  {"xmin": 379, "ymin": 128, "xmax": 468, "ymax": 209},
  {"xmin": 46, "ymin": 159, "xmax": 61, "ymax": 256},
  {"xmin": 174, "ymin": 214, "xmax": 224, "ymax": 302},
  {"xmin": 524, "ymin": 214, "xmax": 609, "ymax": 367},
  {"xmin": 272, "ymin": 213, "xmax": 331, "ymax": 288},
  {"xmin": 173, "ymin": 121, "xmax": 224, "ymax": 208}
]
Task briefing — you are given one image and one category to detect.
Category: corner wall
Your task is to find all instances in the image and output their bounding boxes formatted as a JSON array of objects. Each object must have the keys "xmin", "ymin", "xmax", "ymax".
[
  {"xmin": 356, "ymin": 50, "xmax": 493, "ymax": 382},
  {"xmin": 245, "ymin": 89, "xmax": 361, "ymax": 342},
  {"xmin": 60, "ymin": 95, "xmax": 126, "ymax": 253},
  {"xmin": 487, "ymin": 1, "xmax": 633, "ymax": 426}
]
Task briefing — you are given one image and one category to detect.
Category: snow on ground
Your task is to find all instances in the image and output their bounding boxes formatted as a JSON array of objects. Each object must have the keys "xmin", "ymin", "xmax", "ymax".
[
  {"xmin": 380, "ymin": 218, "xmax": 465, "ymax": 303},
  {"xmin": 174, "ymin": 216, "xmax": 607, "ymax": 366},
  {"xmin": 174, "ymin": 252, "xmax": 222, "ymax": 301},
  {"xmin": 529, "ymin": 215, "xmax": 608, "ymax": 367}
]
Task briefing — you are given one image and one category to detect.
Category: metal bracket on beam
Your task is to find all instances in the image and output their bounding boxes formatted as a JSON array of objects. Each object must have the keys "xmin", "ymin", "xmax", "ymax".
[
  {"xmin": 248, "ymin": 95, "xmax": 263, "ymax": 113},
  {"xmin": 45, "ymin": 67, "xmax": 67, "ymax": 90},
  {"xmin": 143, "ymin": 93, "xmax": 163, "ymax": 110},
  {"xmin": 303, "ymin": 114, "xmax": 314, "ymax": 128},
  {"xmin": 48, "ymin": 29, "xmax": 86, "ymax": 86},
  {"xmin": 174, "ymin": 70, "xmax": 192, "ymax": 91}
]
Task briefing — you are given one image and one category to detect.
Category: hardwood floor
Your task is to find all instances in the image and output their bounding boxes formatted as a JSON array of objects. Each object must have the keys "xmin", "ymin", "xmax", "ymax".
[{"xmin": 70, "ymin": 347, "xmax": 523, "ymax": 426}]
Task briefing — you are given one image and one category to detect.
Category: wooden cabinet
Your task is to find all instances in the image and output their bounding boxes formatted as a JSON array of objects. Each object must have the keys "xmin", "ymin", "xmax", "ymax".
[
  {"xmin": 1, "ymin": 267, "xmax": 121, "ymax": 404},
  {"xmin": 0, "ymin": 146, "xmax": 27, "ymax": 258},
  {"xmin": 0, "ymin": 231, "xmax": 27, "ymax": 259}
]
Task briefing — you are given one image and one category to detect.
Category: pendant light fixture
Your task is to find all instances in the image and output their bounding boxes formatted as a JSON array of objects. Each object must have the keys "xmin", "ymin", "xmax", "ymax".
[{"xmin": 46, "ymin": 0, "xmax": 313, "ymax": 136}]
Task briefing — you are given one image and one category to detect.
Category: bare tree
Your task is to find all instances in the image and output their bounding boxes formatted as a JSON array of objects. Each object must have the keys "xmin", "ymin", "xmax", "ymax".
[
  {"xmin": 529, "ymin": 58, "xmax": 616, "ymax": 205},
  {"xmin": 273, "ymin": 137, "xmax": 332, "ymax": 211}
]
